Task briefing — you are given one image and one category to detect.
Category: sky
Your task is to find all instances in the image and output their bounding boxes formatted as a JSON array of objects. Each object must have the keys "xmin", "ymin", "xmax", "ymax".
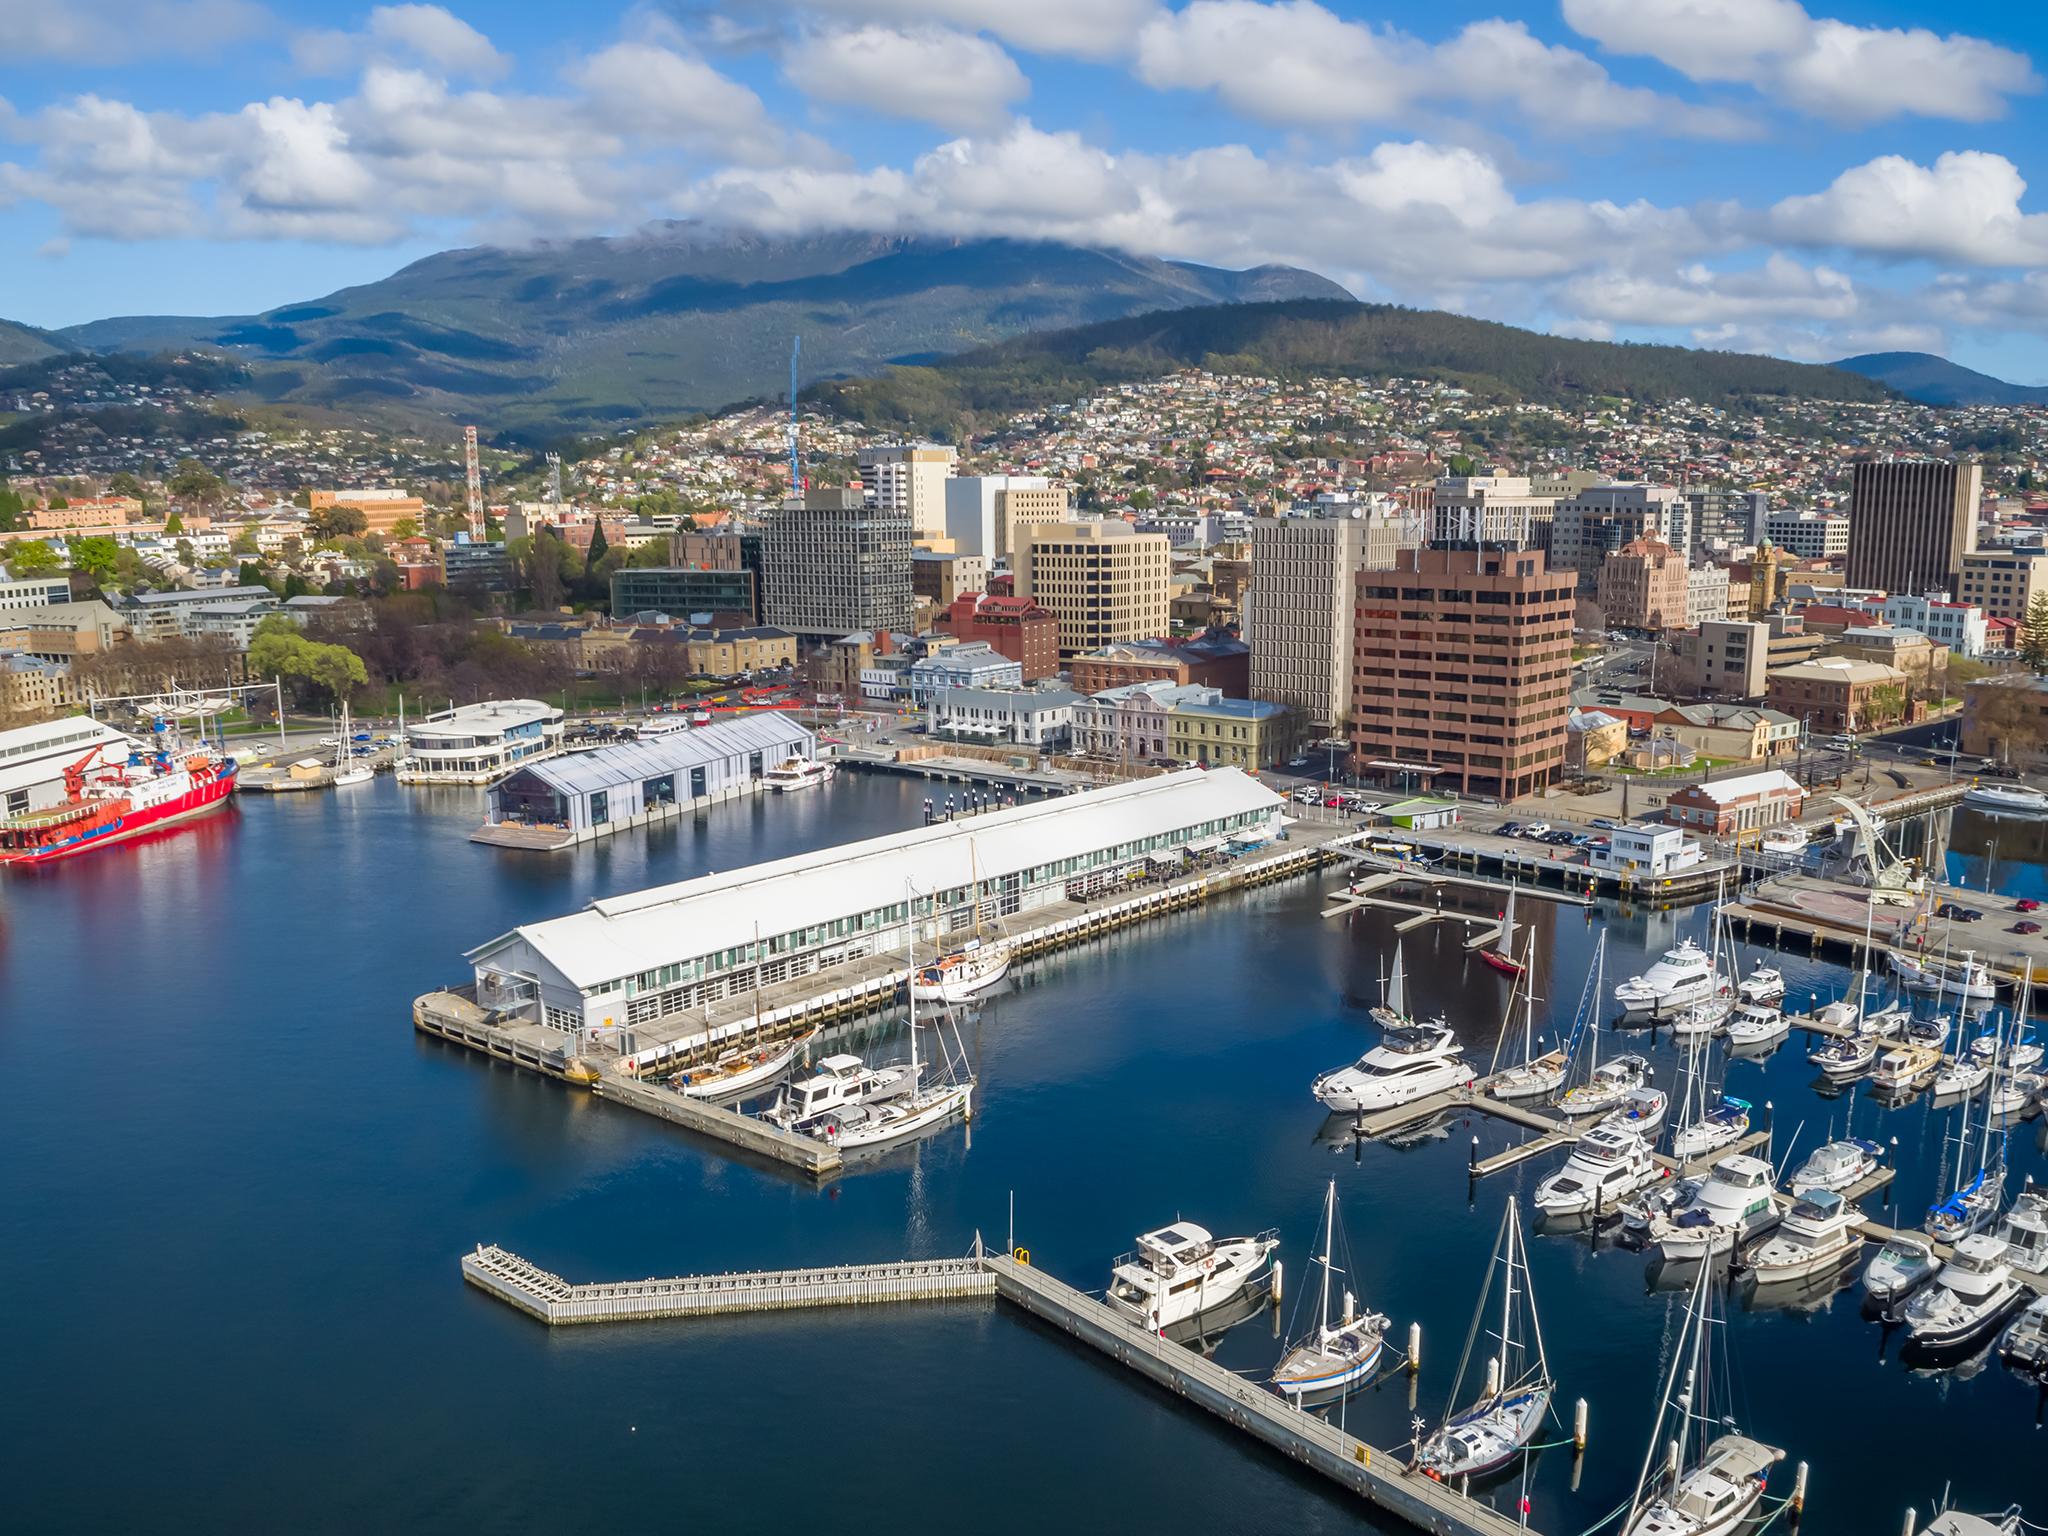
[{"xmin": 4, "ymin": 0, "xmax": 2048, "ymax": 382}]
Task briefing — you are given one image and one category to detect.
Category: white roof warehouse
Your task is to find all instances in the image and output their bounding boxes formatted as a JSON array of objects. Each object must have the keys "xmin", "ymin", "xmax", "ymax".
[{"xmin": 467, "ymin": 767, "xmax": 1286, "ymax": 1036}]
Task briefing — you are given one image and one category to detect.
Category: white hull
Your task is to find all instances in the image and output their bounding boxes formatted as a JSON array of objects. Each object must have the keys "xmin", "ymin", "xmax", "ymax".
[
  {"xmin": 1315, "ymin": 1058, "xmax": 1471, "ymax": 1114},
  {"xmin": 909, "ymin": 943, "xmax": 1012, "ymax": 1003},
  {"xmin": 677, "ymin": 1031, "xmax": 815, "ymax": 1099},
  {"xmin": 1964, "ymin": 785, "xmax": 2048, "ymax": 815},
  {"xmin": 332, "ymin": 765, "xmax": 374, "ymax": 787},
  {"xmin": 1745, "ymin": 1232, "xmax": 1862, "ymax": 1283},
  {"xmin": 823, "ymin": 1081, "xmax": 974, "ymax": 1149}
]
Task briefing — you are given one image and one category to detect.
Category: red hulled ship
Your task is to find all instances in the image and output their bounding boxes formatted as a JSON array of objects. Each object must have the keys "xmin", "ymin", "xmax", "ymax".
[{"xmin": 0, "ymin": 725, "xmax": 237, "ymax": 867}]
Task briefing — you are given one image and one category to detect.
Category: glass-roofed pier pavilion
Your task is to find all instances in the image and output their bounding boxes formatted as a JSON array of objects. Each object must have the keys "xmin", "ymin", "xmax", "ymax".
[{"xmin": 462, "ymin": 768, "xmax": 1288, "ymax": 1065}]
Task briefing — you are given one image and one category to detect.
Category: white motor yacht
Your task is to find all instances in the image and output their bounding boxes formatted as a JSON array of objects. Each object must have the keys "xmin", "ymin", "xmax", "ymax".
[
  {"xmin": 2000, "ymin": 1294, "xmax": 2048, "ymax": 1374},
  {"xmin": 1788, "ymin": 1138, "xmax": 1882, "ymax": 1196},
  {"xmin": 1670, "ymin": 1097, "xmax": 1752, "ymax": 1162},
  {"xmin": 1615, "ymin": 939, "xmax": 1721, "ymax": 1019},
  {"xmin": 1313, "ymin": 1020, "xmax": 1472, "ymax": 1115},
  {"xmin": 1601, "ymin": 1086, "xmax": 1670, "ymax": 1139},
  {"xmin": 1901, "ymin": 1233, "xmax": 2026, "ymax": 1354},
  {"xmin": 763, "ymin": 1053, "xmax": 914, "ymax": 1131},
  {"xmin": 763, "ymin": 756, "xmax": 835, "ymax": 792},
  {"xmin": 1863, "ymin": 1233, "xmax": 1942, "ymax": 1308},
  {"xmin": 1811, "ymin": 996, "xmax": 1860, "ymax": 1031},
  {"xmin": 1724, "ymin": 1002, "xmax": 1788, "ymax": 1048},
  {"xmin": 1534, "ymin": 1124, "xmax": 1664, "ymax": 1220},
  {"xmin": 1736, "ymin": 963, "xmax": 1786, "ymax": 1005},
  {"xmin": 1651, "ymin": 1155, "xmax": 1779, "ymax": 1263},
  {"xmin": 1106, "ymin": 1221, "xmax": 1279, "ymax": 1335},
  {"xmin": 1995, "ymin": 1186, "xmax": 2048, "ymax": 1275},
  {"xmin": 1556, "ymin": 1054, "xmax": 1653, "ymax": 1118},
  {"xmin": 1670, "ymin": 998, "xmax": 1732, "ymax": 1038},
  {"xmin": 1963, "ymin": 783, "xmax": 2048, "ymax": 815},
  {"xmin": 1743, "ymin": 1189, "xmax": 1863, "ymax": 1284},
  {"xmin": 1759, "ymin": 823, "xmax": 1808, "ymax": 856}
]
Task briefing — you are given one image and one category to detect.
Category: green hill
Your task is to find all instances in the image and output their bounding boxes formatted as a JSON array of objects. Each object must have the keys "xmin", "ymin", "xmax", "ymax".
[
  {"xmin": 814, "ymin": 299, "xmax": 1895, "ymax": 434},
  {"xmin": 1832, "ymin": 351, "xmax": 2048, "ymax": 407},
  {"xmin": 55, "ymin": 228, "xmax": 1348, "ymax": 437},
  {"xmin": 0, "ymin": 319, "xmax": 65, "ymax": 366}
]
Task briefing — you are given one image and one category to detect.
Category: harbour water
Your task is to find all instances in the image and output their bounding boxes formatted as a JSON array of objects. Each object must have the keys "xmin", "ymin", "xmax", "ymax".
[{"xmin": 1, "ymin": 777, "xmax": 2044, "ymax": 1534}]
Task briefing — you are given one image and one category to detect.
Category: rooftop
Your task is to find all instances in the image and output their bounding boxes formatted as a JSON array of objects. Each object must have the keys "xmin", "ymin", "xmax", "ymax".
[
  {"xmin": 1678, "ymin": 769, "xmax": 1804, "ymax": 803},
  {"xmin": 497, "ymin": 715, "xmax": 811, "ymax": 797}
]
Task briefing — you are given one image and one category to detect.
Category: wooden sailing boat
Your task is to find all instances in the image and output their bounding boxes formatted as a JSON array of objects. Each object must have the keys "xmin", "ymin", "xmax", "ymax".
[
  {"xmin": 1478, "ymin": 885, "xmax": 1525, "ymax": 975},
  {"xmin": 1416, "ymin": 1203, "xmax": 1556, "ymax": 1478},
  {"xmin": 910, "ymin": 837, "xmax": 1013, "ymax": 1003}
]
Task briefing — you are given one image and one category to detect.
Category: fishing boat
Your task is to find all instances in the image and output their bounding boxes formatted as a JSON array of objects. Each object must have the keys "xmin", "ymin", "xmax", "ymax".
[
  {"xmin": 1416, "ymin": 1204, "xmax": 1555, "ymax": 1479},
  {"xmin": 1736, "ymin": 962, "xmax": 1786, "ymax": 1005},
  {"xmin": 0, "ymin": 719, "xmax": 238, "ymax": 867},
  {"xmin": 1901, "ymin": 1233, "xmax": 2027, "ymax": 1355},
  {"xmin": 1651, "ymin": 1154, "xmax": 1779, "ymax": 1263},
  {"xmin": 1370, "ymin": 940, "xmax": 1413, "ymax": 1030},
  {"xmin": 1107, "ymin": 1221, "xmax": 1279, "ymax": 1336},
  {"xmin": 2000, "ymin": 1294, "xmax": 2048, "ymax": 1374},
  {"xmin": 1963, "ymin": 783, "xmax": 2048, "ymax": 815},
  {"xmin": 676, "ymin": 1027, "xmax": 818, "ymax": 1100},
  {"xmin": 1994, "ymin": 1185, "xmax": 2048, "ymax": 1274},
  {"xmin": 1477, "ymin": 886, "xmax": 1525, "ymax": 976},
  {"xmin": 1788, "ymin": 1138, "xmax": 1883, "ymax": 1195},
  {"xmin": 1313, "ymin": 1019, "xmax": 1472, "ymax": 1115},
  {"xmin": 331, "ymin": 700, "xmax": 373, "ymax": 787},
  {"xmin": 1270, "ymin": 1181, "xmax": 1387, "ymax": 1400},
  {"xmin": 1615, "ymin": 938, "xmax": 1721, "ymax": 1019},
  {"xmin": 1872, "ymin": 1043, "xmax": 1942, "ymax": 1095},
  {"xmin": 1489, "ymin": 936, "xmax": 1568, "ymax": 1102},
  {"xmin": 1743, "ymin": 1189, "xmax": 1863, "ymax": 1283},
  {"xmin": 1534, "ymin": 1123, "xmax": 1664, "ymax": 1220},
  {"xmin": 763, "ymin": 1053, "xmax": 915, "ymax": 1132},
  {"xmin": 1604, "ymin": 1085, "xmax": 1671, "ymax": 1139},
  {"xmin": 1863, "ymin": 1233, "xmax": 1941, "ymax": 1308},
  {"xmin": 910, "ymin": 842, "xmax": 1013, "ymax": 1003},
  {"xmin": 1557, "ymin": 1054, "xmax": 1653, "ymax": 1119},
  {"xmin": 1619, "ymin": 1262, "xmax": 1783, "ymax": 1536},
  {"xmin": 762, "ymin": 755, "xmax": 835, "ymax": 792}
]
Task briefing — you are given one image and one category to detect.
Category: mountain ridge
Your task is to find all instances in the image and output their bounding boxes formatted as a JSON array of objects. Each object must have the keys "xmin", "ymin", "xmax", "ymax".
[{"xmin": 1831, "ymin": 351, "xmax": 2048, "ymax": 407}]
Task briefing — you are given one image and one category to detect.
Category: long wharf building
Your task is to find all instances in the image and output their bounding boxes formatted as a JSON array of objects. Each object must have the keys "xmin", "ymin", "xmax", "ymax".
[{"xmin": 466, "ymin": 768, "xmax": 1286, "ymax": 1039}]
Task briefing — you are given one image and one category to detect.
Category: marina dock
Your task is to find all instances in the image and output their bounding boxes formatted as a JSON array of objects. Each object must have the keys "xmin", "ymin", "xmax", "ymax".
[
  {"xmin": 463, "ymin": 1240, "xmax": 1536, "ymax": 1536},
  {"xmin": 1728, "ymin": 871, "xmax": 2048, "ymax": 988}
]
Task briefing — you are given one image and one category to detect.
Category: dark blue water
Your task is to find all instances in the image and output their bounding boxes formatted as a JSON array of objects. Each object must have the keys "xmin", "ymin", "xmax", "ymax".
[{"xmin": 1, "ymin": 783, "xmax": 2042, "ymax": 1535}]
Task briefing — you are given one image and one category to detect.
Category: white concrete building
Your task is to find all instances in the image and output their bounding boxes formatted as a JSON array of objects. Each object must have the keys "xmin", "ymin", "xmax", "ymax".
[
  {"xmin": 1684, "ymin": 565, "xmax": 1731, "ymax": 628},
  {"xmin": 905, "ymin": 642, "xmax": 1022, "ymax": 703},
  {"xmin": 942, "ymin": 475, "xmax": 1064, "ymax": 562},
  {"xmin": 399, "ymin": 698, "xmax": 566, "ymax": 784},
  {"xmin": 0, "ymin": 716, "xmax": 133, "ymax": 819},
  {"xmin": 1879, "ymin": 593, "xmax": 1988, "ymax": 659},
  {"xmin": 0, "ymin": 571, "xmax": 73, "ymax": 610},
  {"xmin": 1550, "ymin": 484, "xmax": 1692, "ymax": 583},
  {"xmin": 926, "ymin": 684, "xmax": 1081, "ymax": 748},
  {"xmin": 1764, "ymin": 510, "xmax": 1851, "ymax": 560},
  {"xmin": 1589, "ymin": 822, "xmax": 1704, "ymax": 878},
  {"xmin": 859, "ymin": 442, "xmax": 956, "ymax": 542}
]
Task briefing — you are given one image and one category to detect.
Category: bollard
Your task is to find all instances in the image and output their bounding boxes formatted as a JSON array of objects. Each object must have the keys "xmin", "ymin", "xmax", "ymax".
[
  {"xmin": 1792, "ymin": 1460, "xmax": 1809, "ymax": 1515},
  {"xmin": 1470, "ymin": 1135, "xmax": 1481, "ymax": 1175},
  {"xmin": 1407, "ymin": 1321, "xmax": 1422, "ymax": 1373},
  {"xmin": 1573, "ymin": 1397, "xmax": 1588, "ymax": 1452},
  {"xmin": 1902, "ymin": 1510, "xmax": 1916, "ymax": 1536},
  {"xmin": 1271, "ymin": 1259, "xmax": 1284, "ymax": 1306}
]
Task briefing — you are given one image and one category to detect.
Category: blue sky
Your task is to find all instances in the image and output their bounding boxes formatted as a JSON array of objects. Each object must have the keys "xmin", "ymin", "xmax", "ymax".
[{"xmin": 4, "ymin": 0, "xmax": 2048, "ymax": 380}]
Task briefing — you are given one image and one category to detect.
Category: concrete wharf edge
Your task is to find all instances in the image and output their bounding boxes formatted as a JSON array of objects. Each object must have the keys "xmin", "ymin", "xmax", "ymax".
[{"xmin": 460, "ymin": 1242, "xmax": 1530, "ymax": 1536}]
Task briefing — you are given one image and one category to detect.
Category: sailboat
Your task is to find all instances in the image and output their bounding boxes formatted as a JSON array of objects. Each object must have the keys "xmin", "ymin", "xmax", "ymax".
[
  {"xmin": 1672, "ymin": 906, "xmax": 1735, "ymax": 1038},
  {"xmin": 331, "ymin": 699, "xmax": 373, "ymax": 787},
  {"xmin": 1554, "ymin": 935, "xmax": 1654, "ymax": 1118},
  {"xmin": 822, "ymin": 892, "xmax": 977, "ymax": 1149},
  {"xmin": 910, "ymin": 840, "xmax": 1011, "ymax": 1003},
  {"xmin": 677, "ymin": 927, "xmax": 820, "ymax": 1099},
  {"xmin": 1928, "ymin": 1014, "xmax": 2008, "ymax": 1244},
  {"xmin": 1669, "ymin": 1018, "xmax": 1751, "ymax": 1161},
  {"xmin": 1478, "ymin": 886, "xmax": 1525, "ymax": 976},
  {"xmin": 1271, "ymin": 1180, "xmax": 1389, "ymax": 1401},
  {"xmin": 1370, "ymin": 941, "xmax": 1412, "ymax": 1030},
  {"xmin": 1489, "ymin": 933, "xmax": 1568, "ymax": 1102},
  {"xmin": 1416, "ymin": 1204, "xmax": 1556, "ymax": 1479},
  {"xmin": 1620, "ymin": 1263, "xmax": 1784, "ymax": 1536}
]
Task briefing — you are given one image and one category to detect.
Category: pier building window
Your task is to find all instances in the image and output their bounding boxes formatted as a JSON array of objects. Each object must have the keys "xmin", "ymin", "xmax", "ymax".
[
  {"xmin": 590, "ymin": 790, "xmax": 610, "ymax": 826},
  {"xmin": 644, "ymin": 773, "xmax": 676, "ymax": 808}
]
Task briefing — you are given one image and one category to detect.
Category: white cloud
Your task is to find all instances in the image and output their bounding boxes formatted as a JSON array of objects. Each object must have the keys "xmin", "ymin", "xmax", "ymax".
[
  {"xmin": 784, "ymin": 25, "xmax": 1028, "ymax": 132},
  {"xmin": 1132, "ymin": 1, "xmax": 1751, "ymax": 138},
  {"xmin": 1766, "ymin": 151, "xmax": 2048, "ymax": 266},
  {"xmin": 1561, "ymin": 254, "xmax": 1859, "ymax": 331},
  {"xmin": 792, "ymin": 0, "xmax": 1157, "ymax": 60},
  {"xmin": 573, "ymin": 39, "xmax": 805, "ymax": 167},
  {"xmin": 295, "ymin": 4, "xmax": 508, "ymax": 80},
  {"xmin": 0, "ymin": 0, "xmax": 267, "ymax": 61},
  {"xmin": 1563, "ymin": 0, "xmax": 2039, "ymax": 124}
]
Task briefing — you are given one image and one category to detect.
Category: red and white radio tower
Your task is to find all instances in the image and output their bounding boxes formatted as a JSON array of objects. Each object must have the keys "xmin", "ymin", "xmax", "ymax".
[{"xmin": 463, "ymin": 425, "xmax": 483, "ymax": 531}]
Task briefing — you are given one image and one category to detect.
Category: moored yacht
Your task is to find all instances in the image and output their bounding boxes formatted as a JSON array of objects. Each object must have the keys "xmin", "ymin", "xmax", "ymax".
[
  {"xmin": 1651, "ymin": 1154, "xmax": 1779, "ymax": 1263},
  {"xmin": 1737, "ymin": 962, "xmax": 1786, "ymax": 1005},
  {"xmin": 1863, "ymin": 1233, "xmax": 1941, "ymax": 1309},
  {"xmin": 1759, "ymin": 823, "xmax": 1808, "ymax": 855},
  {"xmin": 1872, "ymin": 1043, "xmax": 1942, "ymax": 1095},
  {"xmin": 1107, "ymin": 1221, "xmax": 1279, "ymax": 1335},
  {"xmin": 1901, "ymin": 1233, "xmax": 2027, "ymax": 1355},
  {"xmin": 909, "ymin": 935, "xmax": 1011, "ymax": 1003},
  {"xmin": 1270, "ymin": 1181, "xmax": 1386, "ymax": 1400},
  {"xmin": 1670, "ymin": 1096, "xmax": 1751, "ymax": 1161},
  {"xmin": 764, "ymin": 1053, "xmax": 914, "ymax": 1132},
  {"xmin": 1725, "ymin": 1001, "xmax": 1788, "ymax": 1048},
  {"xmin": 674, "ymin": 1027, "xmax": 818, "ymax": 1100},
  {"xmin": 1534, "ymin": 1123, "xmax": 1664, "ymax": 1219},
  {"xmin": 1615, "ymin": 938, "xmax": 1721, "ymax": 1019},
  {"xmin": 1742, "ymin": 1189, "xmax": 1862, "ymax": 1283},
  {"xmin": 1313, "ymin": 1020, "xmax": 1472, "ymax": 1114},
  {"xmin": 1808, "ymin": 1033, "xmax": 1879, "ymax": 1080},
  {"xmin": 1556, "ymin": 1054, "xmax": 1653, "ymax": 1118},
  {"xmin": 763, "ymin": 755, "xmax": 835, "ymax": 792},
  {"xmin": 1602, "ymin": 1086, "xmax": 1670, "ymax": 1139},
  {"xmin": 1963, "ymin": 782, "xmax": 2048, "ymax": 815},
  {"xmin": 1892, "ymin": 950, "xmax": 1997, "ymax": 1003},
  {"xmin": 1415, "ymin": 1204, "xmax": 1555, "ymax": 1480},
  {"xmin": 1994, "ymin": 1185, "xmax": 2048, "ymax": 1274},
  {"xmin": 1788, "ymin": 1138, "xmax": 1882, "ymax": 1196},
  {"xmin": 2000, "ymin": 1294, "xmax": 2048, "ymax": 1375}
]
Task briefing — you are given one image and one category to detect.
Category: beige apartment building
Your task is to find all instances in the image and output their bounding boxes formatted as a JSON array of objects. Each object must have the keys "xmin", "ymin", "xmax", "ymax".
[
  {"xmin": 858, "ymin": 442, "xmax": 956, "ymax": 542},
  {"xmin": 1958, "ymin": 546, "xmax": 2048, "ymax": 624},
  {"xmin": 994, "ymin": 484, "xmax": 1070, "ymax": 562},
  {"xmin": 1018, "ymin": 521, "xmax": 1172, "ymax": 660},
  {"xmin": 1247, "ymin": 516, "xmax": 1363, "ymax": 731},
  {"xmin": 1597, "ymin": 536, "xmax": 1688, "ymax": 631}
]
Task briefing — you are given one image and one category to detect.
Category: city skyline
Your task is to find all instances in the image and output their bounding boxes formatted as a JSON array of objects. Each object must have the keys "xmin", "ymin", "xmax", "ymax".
[{"xmin": 2, "ymin": 0, "xmax": 2047, "ymax": 382}]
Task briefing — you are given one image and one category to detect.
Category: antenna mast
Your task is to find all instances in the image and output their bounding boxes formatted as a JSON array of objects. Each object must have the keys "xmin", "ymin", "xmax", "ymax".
[
  {"xmin": 788, "ymin": 336, "xmax": 803, "ymax": 492},
  {"xmin": 463, "ymin": 425, "xmax": 483, "ymax": 532},
  {"xmin": 545, "ymin": 452, "xmax": 563, "ymax": 507}
]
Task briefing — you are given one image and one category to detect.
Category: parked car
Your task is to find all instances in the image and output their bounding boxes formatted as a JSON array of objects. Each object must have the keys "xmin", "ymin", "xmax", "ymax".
[
  {"xmin": 1591, "ymin": 817, "xmax": 1623, "ymax": 830},
  {"xmin": 2012, "ymin": 921, "xmax": 2042, "ymax": 936},
  {"xmin": 1520, "ymin": 822, "xmax": 1553, "ymax": 839},
  {"xmin": 1498, "ymin": 821, "xmax": 1523, "ymax": 837},
  {"xmin": 2019, "ymin": 898, "xmax": 2041, "ymax": 913},
  {"xmin": 1935, "ymin": 902, "xmax": 1983, "ymax": 921}
]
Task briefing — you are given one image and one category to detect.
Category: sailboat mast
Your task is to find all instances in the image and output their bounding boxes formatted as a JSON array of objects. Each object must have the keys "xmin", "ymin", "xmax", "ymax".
[
  {"xmin": 1626, "ymin": 1259, "xmax": 1709, "ymax": 1527},
  {"xmin": 905, "ymin": 884, "xmax": 921, "ymax": 1078},
  {"xmin": 1318, "ymin": 1181, "xmax": 1335, "ymax": 1331}
]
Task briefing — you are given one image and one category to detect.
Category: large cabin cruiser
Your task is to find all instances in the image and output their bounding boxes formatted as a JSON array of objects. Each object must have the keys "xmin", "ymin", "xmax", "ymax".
[
  {"xmin": 1106, "ymin": 1221, "xmax": 1278, "ymax": 1335},
  {"xmin": 1615, "ymin": 939, "xmax": 1722, "ymax": 1019},
  {"xmin": 762, "ymin": 1053, "xmax": 914, "ymax": 1132},
  {"xmin": 1533, "ymin": 1123, "xmax": 1663, "ymax": 1220},
  {"xmin": 1313, "ymin": 1020, "xmax": 1472, "ymax": 1114},
  {"xmin": 1901, "ymin": 1233, "xmax": 2026, "ymax": 1355},
  {"xmin": 1650, "ymin": 1154, "xmax": 1779, "ymax": 1263}
]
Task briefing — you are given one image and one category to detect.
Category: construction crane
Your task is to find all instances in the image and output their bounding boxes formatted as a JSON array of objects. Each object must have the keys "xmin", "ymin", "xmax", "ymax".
[
  {"xmin": 463, "ymin": 425, "xmax": 483, "ymax": 530},
  {"xmin": 787, "ymin": 336, "xmax": 802, "ymax": 493}
]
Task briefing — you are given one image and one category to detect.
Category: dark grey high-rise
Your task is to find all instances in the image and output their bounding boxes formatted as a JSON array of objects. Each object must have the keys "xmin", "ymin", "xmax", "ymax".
[
  {"xmin": 761, "ymin": 489, "xmax": 913, "ymax": 637},
  {"xmin": 1845, "ymin": 459, "xmax": 1982, "ymax": 594}
]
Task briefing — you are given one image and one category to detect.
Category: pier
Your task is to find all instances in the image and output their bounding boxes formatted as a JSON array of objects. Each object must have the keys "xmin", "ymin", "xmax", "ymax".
[
  {"xmin": 1322, "ymin": 856, "xmax": 1595, "ymax": 945},
  {"xmin": 1727, "ymin": 871, "xmax": 2048, "ymax": 989},
  {"xmin": 463, "ymin": 1240, "xmax": 1535, "ymax": 1536}
]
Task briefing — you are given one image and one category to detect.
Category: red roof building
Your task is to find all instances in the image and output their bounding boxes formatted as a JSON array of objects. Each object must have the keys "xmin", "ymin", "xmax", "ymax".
[{"xmin": 945, "ymin": 592, "xmax": 1061, "ymax": 681}]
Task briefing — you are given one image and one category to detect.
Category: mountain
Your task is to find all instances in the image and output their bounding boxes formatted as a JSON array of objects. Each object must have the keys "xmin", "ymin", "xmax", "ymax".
[
  {"xmin": 816, "ymin": 299, "xmax": 1895, "ymax": 433},
  {"xmin": 0, "ymin": 319, "xmax": 65, "ymax": 366},
  {"xmin": 1831, "ymin": 351, "xmax": 2048, "ymax": 407},
  {"xmin": 55, "ymin": 227, "xmax": 1349, "ymax": 437}
]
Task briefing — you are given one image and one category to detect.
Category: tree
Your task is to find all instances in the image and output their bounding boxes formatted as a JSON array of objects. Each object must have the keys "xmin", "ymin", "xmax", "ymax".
[
  {"xmin": 247, "ymin": 615, "xmax": 368, "ymax": 705},
  {"xmin": 586, "ymin": 520, "xmax": 610, "ymax": 568},
  {"xmin": 2020, "ymin": 594, "xmax": 2048, "ymax": 673},
  {"xmin": 309, "ymin": 504, "xmax": 368, "ymax": 541},
  {"xmin": 108, "ymin": 472, "xmax": 144, "ymax": 498},
  {"xmin": 47, "ymin": 495, "xmax": 68, "ymax": 510},
  {"xmin": 391, "ymin": 517, "xmax": 420, "ymax": 542},
  {"xmin": 167, "ymin": 457, "xmax": 224, "ymax": 504},
  {"xmin": 162, "ymin": 510, "xmax": 184, "ymax": 536},
  {"xmin": 70, "ymin": 536, "xmax": 119, "ymax": 581},
  {"xmin": 175, "ymin": 538, "xmax": 197, "ymax": 565},
  {"xmin": 6, "ymin": 540, "xmax": 62, "ymax": 574},
  {"xmin": 230, "ymin": 531, "xmax": 260, "ymax": 557}
]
